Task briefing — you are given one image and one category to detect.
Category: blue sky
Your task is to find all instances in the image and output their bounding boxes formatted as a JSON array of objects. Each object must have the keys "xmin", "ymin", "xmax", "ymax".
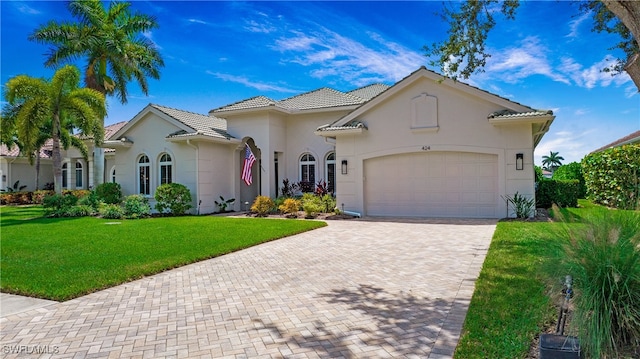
[{"xmin": 1, "ymin": 1, "xmax": 638, "ymax": 165}]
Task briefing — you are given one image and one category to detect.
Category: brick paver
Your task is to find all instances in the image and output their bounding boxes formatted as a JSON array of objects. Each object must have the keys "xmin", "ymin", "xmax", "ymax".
[{"xmin": 0, "ymin": 218, "xmax": 496, "ymax": 358}]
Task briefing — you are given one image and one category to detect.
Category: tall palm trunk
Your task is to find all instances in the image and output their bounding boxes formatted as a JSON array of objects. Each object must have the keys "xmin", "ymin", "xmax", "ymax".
[
  {"xmin": 89, "ymin": 57, "xmax": 106, "ymax": 188},
  {"xmin": 52, "ymin": 114, "xmax": 62, "ymax": 194},
  {"xmin": 35, "ymin": 150, "xmax": 41, "ymax": 190}
]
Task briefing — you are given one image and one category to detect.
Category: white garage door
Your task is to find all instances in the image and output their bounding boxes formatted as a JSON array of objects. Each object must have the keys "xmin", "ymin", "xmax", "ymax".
[{"xmin": 364, "ymin": 152, "xmax": 498, "ymax": 218}]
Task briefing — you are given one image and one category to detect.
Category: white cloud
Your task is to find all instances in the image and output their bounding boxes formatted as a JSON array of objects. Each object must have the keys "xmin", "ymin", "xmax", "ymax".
[
  {"xmin": 15, "ymin": 3, "xmax": 40, "ymax": 15},
  {"xmin": 187, "ymin": 19, "xmax": 208, "ymax": 25},
  {"xmin": 535, "ymin": 129, "xmax": 596, "ymax": 164},
  {"xmin": 566, "ymin": 12, "xmax": 590, "ymax": 39},
  {"xmin": 142, "ymin": 31, "xmax": 162, "ymax": 50},
  {"xmin": 574, "ymin": 108, "xmax": 589, "ymax": 116},
  {"xmin": 273, "ymin": 27, "xmax": 424, "ymax": 86},
  {"xmin": 206, "ymin": 71, "xmax": 298, "ymax": 93},
  {"xmin": 244, "ymin": 19, "xmax": 276, "ymax": 34},
  {"xmin": 561, "ymin": 56, "xmax": 631, "ymax": 89},
  {"xmin": 485, "ymin": 37, "xmax": 569, "ymax": 84}
]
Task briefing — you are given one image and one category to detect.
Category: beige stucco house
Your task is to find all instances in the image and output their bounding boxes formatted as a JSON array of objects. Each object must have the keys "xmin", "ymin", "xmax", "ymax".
[{"xmin": 103, "ymin": 67, "xmax": 554, "ymax": 218}]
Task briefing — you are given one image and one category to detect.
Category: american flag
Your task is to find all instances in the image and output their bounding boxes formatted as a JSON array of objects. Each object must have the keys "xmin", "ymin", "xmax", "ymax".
[{"xmin": 241, "ymin": 144, "xmax": 256, "ymax": 186}]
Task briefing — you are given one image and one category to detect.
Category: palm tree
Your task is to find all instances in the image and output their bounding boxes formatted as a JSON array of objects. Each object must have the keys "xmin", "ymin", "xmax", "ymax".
[
  {"xmin": 541, "ymin": 151, "xmax": 565, "ymax": 173},
  {"xmin": 29, "ymin": 0, "xmax": 164, "ymax": 186},
  {"xmin": 3, "ymin": 65, "xmax": 106, "ymax": 194}
]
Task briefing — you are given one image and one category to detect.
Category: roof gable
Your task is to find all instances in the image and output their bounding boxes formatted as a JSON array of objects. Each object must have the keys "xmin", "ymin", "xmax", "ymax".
[
  {"xmin": 110, "ymin": 104, "xmax": 235, "ymax": 142},
  {"xmin": 327, "ymin": 67, "xmax": 539, "ymax": 129}
]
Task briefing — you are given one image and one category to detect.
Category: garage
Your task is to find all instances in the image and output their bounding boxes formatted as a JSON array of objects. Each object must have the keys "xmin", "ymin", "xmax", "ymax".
[{"xmin": 364, "ymin": 151, "xmax": 499, "ymax": 218}]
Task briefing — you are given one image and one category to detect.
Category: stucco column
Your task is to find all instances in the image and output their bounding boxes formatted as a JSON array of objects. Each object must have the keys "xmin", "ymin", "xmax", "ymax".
[{"xmin": 93, "ymin": 147, "xmax": 104, "ymax": 188}]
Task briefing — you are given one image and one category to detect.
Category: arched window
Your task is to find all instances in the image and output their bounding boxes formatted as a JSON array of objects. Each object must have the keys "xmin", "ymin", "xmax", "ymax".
[
  {"xmin": 138, "ymin": 155, "xmax": 150, "ymax": 195},
  {"xmin": 62, "ymin": 163, "xmax": 68, "ymax": 189},
  {"xmin": 299, "ymin": 153, "xmax": 316, "ymax": 185},
  {"xmin": 110, "ymin": 166, "xmax": 116, "ymax": 183},
  {"xmin": 325, "ymin": 152, "xmax": 335, "ymax": 194},
  {"xmin": 75, "ymin": 161, "xmax": 83, "ymax": 188},
  {"xmin": 159, "ymin": 153, "xmax": 173, "ymax": 185}
]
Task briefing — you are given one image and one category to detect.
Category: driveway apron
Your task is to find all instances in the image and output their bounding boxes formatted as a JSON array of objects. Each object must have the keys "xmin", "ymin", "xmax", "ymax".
[{"xmin": 0, "ymin": 219, "xmax": 496, "ymax": 358}]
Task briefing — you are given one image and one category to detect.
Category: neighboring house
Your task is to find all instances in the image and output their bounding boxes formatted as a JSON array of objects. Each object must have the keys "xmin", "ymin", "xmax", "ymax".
[
  {"xmin": 591, "ymin": 130, "xmax": 640, "ymax": 153},
  {"xmin": 105, "ymin": 67, "xmax": 554, "ymax": 218},
  {"xmin": 0, "ymin": 121, "xmax": 127, "ymax": 191}
]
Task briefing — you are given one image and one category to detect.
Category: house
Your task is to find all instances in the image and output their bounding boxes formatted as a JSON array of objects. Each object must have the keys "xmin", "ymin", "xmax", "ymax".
[
  {"xmin": 105, "ymin": 67, "xmax": 554, "ymax": 218},
  {"xmin": 0, "ymin": 121, "xmax": 127, "ymax": 192},
  {"xmin": 591, "ymin": 130, "xmax": 640, "ymax": 153}
]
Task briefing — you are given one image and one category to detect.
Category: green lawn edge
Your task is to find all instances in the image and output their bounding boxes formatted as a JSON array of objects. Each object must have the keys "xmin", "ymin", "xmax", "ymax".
[{"xmin": 0, "ymin": 206, "xmax": 326, "ymax": 301}]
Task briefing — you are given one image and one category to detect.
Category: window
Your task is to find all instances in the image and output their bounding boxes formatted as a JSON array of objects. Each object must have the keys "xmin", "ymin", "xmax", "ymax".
[
  {"xmin": 325, "ymin": 152, "xmax": 335, "ymax": 194},
  {"xmin": 62, "ymin": 163, "xmax": 68, "ymax": 188},
  {"xmin": 138, "ymin": 155, "xmax": 150, "ymax": 195},
  {"xmin": 110, "ymin": 166, "xmax": 116, "ymax": 183},
  {"xmin": 75, "ymin": 161, "xmax": 83, "ymax": 188},
  {"xmin": 159, "ymin": 153, "xmax": 173, "ymax": 185},
  {"xmin": 300, "ymin": 153, "xmax": 316, "ymax": 184}
]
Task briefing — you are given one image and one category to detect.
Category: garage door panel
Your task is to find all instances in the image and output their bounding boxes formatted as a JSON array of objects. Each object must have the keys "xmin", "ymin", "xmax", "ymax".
[{"xmin": 364, "ymin": 152, "xmax": 498, "ymax": 218}]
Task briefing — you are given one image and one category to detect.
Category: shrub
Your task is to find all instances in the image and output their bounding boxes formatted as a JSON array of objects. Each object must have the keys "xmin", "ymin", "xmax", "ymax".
[
  {"xmin": 214, "ymin": 196, "xmax": 235, "ymax": 213},
  {"xmin": 94, "ymin": 182, "xmax": 122, "ymax": 204},
  {"xmin": 0, "ymin": 192, "xmax": 31, "ymax": 205},
  {"xmin": 315, "ymin": 180, "xmax": 329, "ymax": 196},
  {"xmin": 99, "ymin": 203, "xmax": 124, "ymax": 219},
  {"xmin": 534, "ymin": 165, "xmax": 544, "ymax": 183},
  {"xmin": 582, "ymin": 144, "xmax": 640, "ymax": 210},
  {"xmin": 251, "ymin": 196, "xmax": 274, "ymax": 216},
  {"xmin": 123, "ymin": 194, "xmax": 151, "ymax": 219},
  {"xmin": 66, "ymin": 205, "xmax": 93, "ymax": 217},
  {"xmin": 553, "ymin": 162, "xmax": 586, "ymax": 198},
  {"xmin": 536, "ymin": 179, "xmax": 580, "ymax": 208},
  {"xmin": 280, "ymin": 179, "xmax": 299, "ymax": 197},
  {"xmin": 78, "ymin": 191, "xmax": 101, "ymax": 211},
  {"xmin": 298, "ymin": 181, "xmax": 314, "ymax": 193},
  {"xmin": 62, "ymin": 189, "xmax": 90, "ymax": 199},
  {"xmin": 32, "ymin": 190, "xmax": 54, "ymax": 204},
  {"xmin": 43, "ymin": 193, "xmax": 78, "ymax": 217},
  {"xmin": 551, "ymin": 208, "xmax": 640, "ymax": 358},
  {"xmin": 301, "ymin": 193, "xmax": 323, "ymax": 218},
  {"xmin": 503, "ymin": 192, "xmax": 535, "ymax": 218},
  {"xmin": 278, "ymin": 198, "xmax": 301, "ymax": 218},
  {"xmin": 154, "ymin": 183, "xmax": 193, "ymax": 215},
  {"xmin": 320, "ymin": 194, "xmax": 336, "ymax": 213}
]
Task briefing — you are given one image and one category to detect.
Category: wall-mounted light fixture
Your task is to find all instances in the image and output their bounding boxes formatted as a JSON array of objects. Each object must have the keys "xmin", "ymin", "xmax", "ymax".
[
  {"xmin": 341, "ymin": 160, "xmax": 348, "ymax": 175},
  {"xmin": 516, "ymin": 153, "xmax": 524, "ymax": 171}
]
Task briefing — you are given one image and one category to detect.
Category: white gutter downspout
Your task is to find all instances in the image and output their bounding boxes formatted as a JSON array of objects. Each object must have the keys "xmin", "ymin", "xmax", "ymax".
[{"xmin": 186, "ymin": 139, "xmax": 200, "ymax": 214}]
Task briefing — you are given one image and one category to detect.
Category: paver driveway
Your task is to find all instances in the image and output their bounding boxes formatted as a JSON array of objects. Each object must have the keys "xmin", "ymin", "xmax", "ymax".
[{"xmin": 0, "ymin": 219, "xmax": 496, "ymax": 358}]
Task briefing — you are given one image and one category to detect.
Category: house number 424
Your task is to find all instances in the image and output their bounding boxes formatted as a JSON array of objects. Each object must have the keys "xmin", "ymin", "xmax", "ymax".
[{"xmin": 421, "ymin": 145, "xmax": 431, "ymax": 151}]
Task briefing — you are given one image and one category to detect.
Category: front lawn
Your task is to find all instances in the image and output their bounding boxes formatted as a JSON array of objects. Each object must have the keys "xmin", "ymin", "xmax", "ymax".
[
  {"xmin": 0, "ymin": 206, "xmax": 326, "ymax": 301},
  {"xmin": 454, "ymin": 200, "xmax": 639, "ymax": 358}
]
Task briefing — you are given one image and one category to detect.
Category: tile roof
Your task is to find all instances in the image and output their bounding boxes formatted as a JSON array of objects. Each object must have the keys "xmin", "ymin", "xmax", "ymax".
[
  {"xmin": 592, "ymin": 130, "xmax": 640, "ymax": 153},
  {"xmin": 316, "ymin": 121, "xmax": 367, "ymax": 133},
  {"xmin": 150, "ymin": 104, "xmax": 235, "ymax": 140},
  {"xmin": 347, "ymin": 84, "xmax": 390, "ymax": 100},
  {"xmin": 212, "ymin": 96, "xmax": 276, "ymax": 112},
  {"xmin": 487, "ymin": 109, "xmax": 554, "ymax": 119},
  {"xmin": 212, "ymin": 84, "xmax": 390, "ymax": 114},
  {"xmin": 278, "ymin": 87, "xmax": 365, "ymax": 110}
]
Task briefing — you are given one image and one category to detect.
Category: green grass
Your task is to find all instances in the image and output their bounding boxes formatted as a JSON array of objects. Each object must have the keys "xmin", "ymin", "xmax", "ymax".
[
  {"xmin": 454, "ymin": 221, "xmax": 558, "ymax": 358},
  {"xmin": 0, "ymin": 206, "xmax": 326, "ymax": 301},
  {"xmin": 454, "ymin": 199, "xmax": 640, "ymax": 358}
]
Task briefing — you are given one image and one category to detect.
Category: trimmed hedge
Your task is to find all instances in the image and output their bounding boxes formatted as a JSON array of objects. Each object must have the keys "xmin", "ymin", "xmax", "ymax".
[
  {"xmin": 552, "ymin": 162, "xmax": 586, "ymax": 198},
  {"xmin": 582, "ymin": 144, "xmax": 640, "ymax": 210},
  {"xmin": 536, "ymin": 179, "xmax": 580, "ymax": 208}
]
